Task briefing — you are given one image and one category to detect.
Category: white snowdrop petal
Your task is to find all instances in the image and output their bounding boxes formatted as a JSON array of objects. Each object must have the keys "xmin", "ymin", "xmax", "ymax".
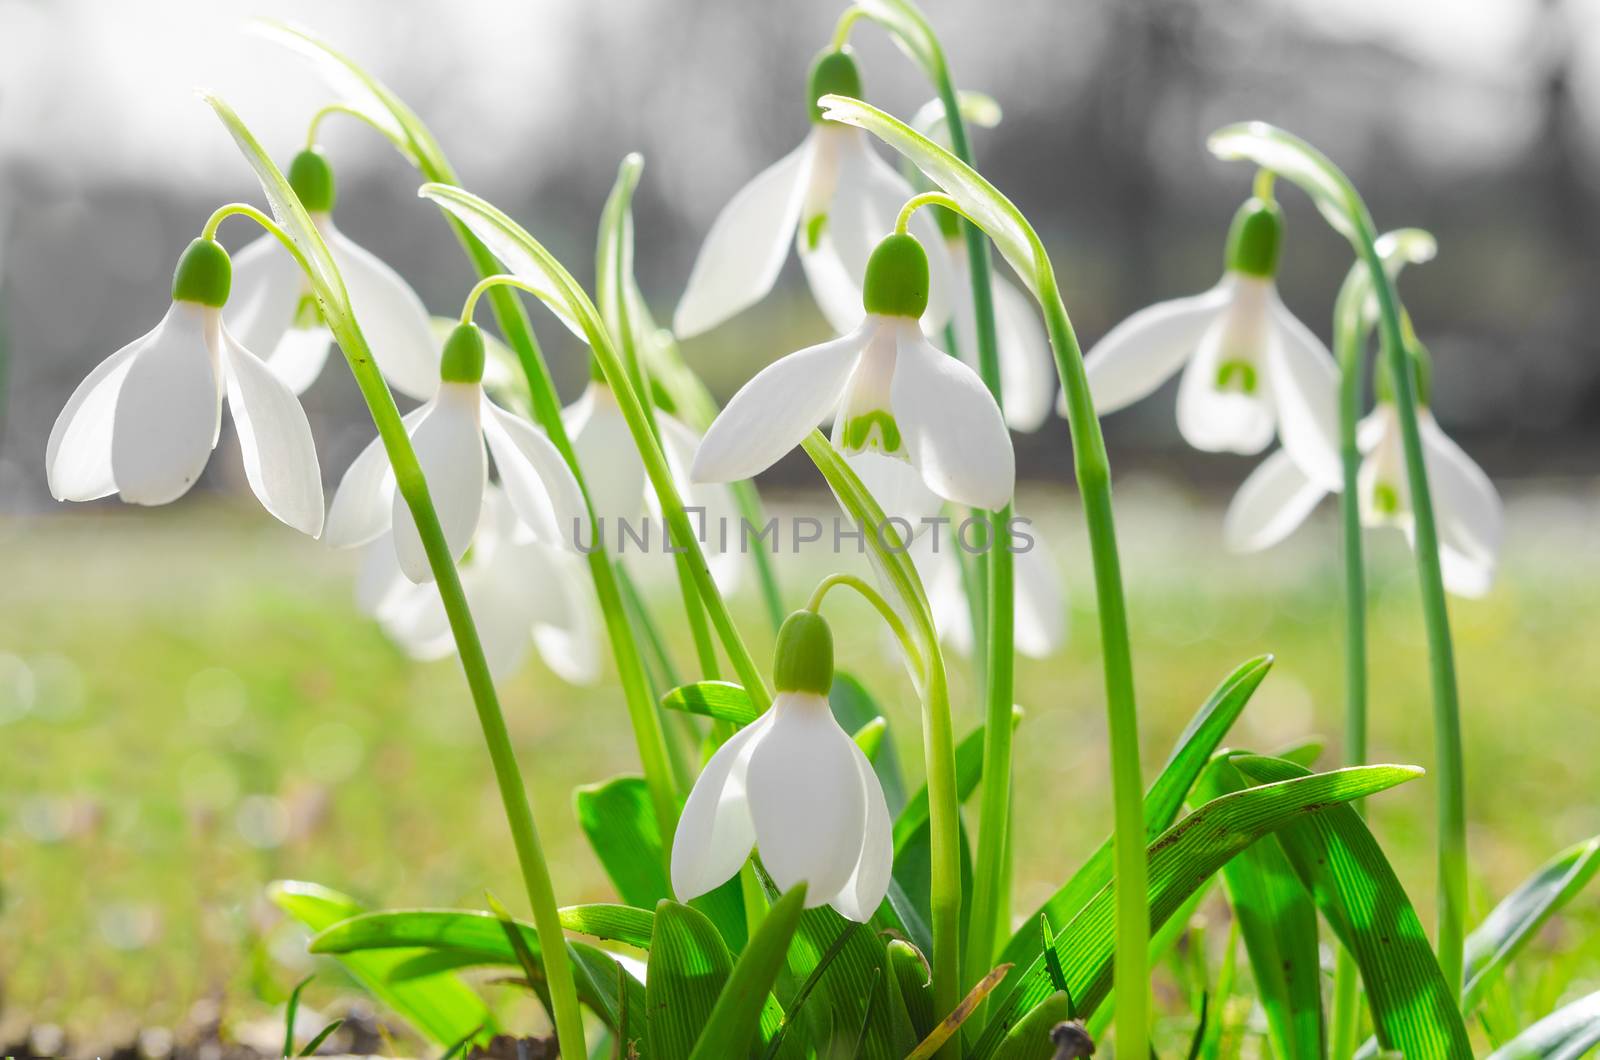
[
  {"xmin": 47, "ymin": 333, "xmax": 146, "ymax": 502},
  {"xmin": 1175, "ymin": 326, "xmax": 1276, "ymax": 455},
  {"xmin": 1224, "ymin": 448, "xmax": 1328, "ymax": 553},
  {"xmin": 691, "ymin": 323, "xmax": 870, "ymax": 483},
  {"xmin": 533, "ymin": 550, "xmax": 604, "ymax": 686},
  {"xmin": 261, "ymin": 326, "xmax": 335, "ymax": 396},
  {"xmin": 460, "ymin": 550, "xmax": 540, "ymax": 680},
  {"xmin": 1266, "ymin": 297, "xmax": 1342, "ymax": 490},
  {"xmin": 482, "ymin": 398, "xmax": 588, "ymax": 547},
  {"xmin": 746, "ymin": 694, "xmax": 866, "ymax": 907},
  {"xmin": 1012, "ymin": 527, "xmax": 1067, "ymax": 658},
  {"xmin": 328, "ymin": 226, "xmax": 440, "ymax": 401},
  {"xmin": 110, "ymin": 304, "xmax": 221, "ymax": 506},
  {"xmin": 839, "ymin": 449, "xmax": 943, "ymax": 537},
  {"xmin": 674, "ymin": 135, "xmax": 815, "ymax": 338},
  {"xmin": 828, "ymin": 741, "xmax": 894, "ymax": 922},
  {"xmin": 566, "ymin": 384, "xmax": 648, "ymax": 532},
  {"xmin": 391, "ymin": 383, "xmax": 487, "ymax": 583},
  {"xmin": 992, "ymin": 272, "xmax": 1056, "ymax": 432},
  {"xmin": 671, "ymin": 713, "xmax": 773, "ymax": 901},
  {"xmin": 1420, "ymin": 411, "xmax": 1503, "ymax": 592},
  {"xmin": 1084, "ymin": 284, "xmax": 1232, "ymax": 414},
  {"xmin": 355, "ymin": 533, "xmax": 408, "ymax": 617},
  {"xmin": 658, "ymin": 413, "xmax": 742, "ymax": 593},
  {"xmin": 225, "ymin": 232, "xmax": 304, "ymax": 364},
  {"xmin": 221, "ymin": 326, "xmax": 324, "ymax": 536},
  {"xmin": 325, "ymin": 405, "xmax": 427, "ymax": 549},
  {"xmin": 797, "ymin": 228, "xmax": 871, "ymax": 335},
  {"xmin": 891, "ymin": 326, "xmax": 1015, "ymax": 511}
]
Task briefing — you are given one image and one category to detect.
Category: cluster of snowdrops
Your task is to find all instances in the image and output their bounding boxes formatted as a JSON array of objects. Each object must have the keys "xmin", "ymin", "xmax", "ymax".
[{"xmin": 42, "ymin": 4, "xmax": 1599, "ymax": 1060}]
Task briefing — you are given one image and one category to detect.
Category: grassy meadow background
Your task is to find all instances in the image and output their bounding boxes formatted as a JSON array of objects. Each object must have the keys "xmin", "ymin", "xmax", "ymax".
[{"xmin": 3, "ymin": 478, "xmax": 1597, "ymax": 1046}]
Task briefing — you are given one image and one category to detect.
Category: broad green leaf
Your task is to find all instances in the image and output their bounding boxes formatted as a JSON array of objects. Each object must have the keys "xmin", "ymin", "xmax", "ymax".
[
  {"xmin": 770, "ymin": 901, "xmax": 912, "ymax": 1059},
  {"xmin": 971, "ymin": 764, "xmax": 1422, "ymax": 1057},
  {"xmin": 1234, "ymin": 756, "xmax": 1471, "ymax": 1059},
  {"xmin": 1194, "ymin": 756, "xmax": 1323, "ymax": 1060},
  {"xmin": 1485, "ymin": 990, "xmax": 1600, "ymax": 1059},
  {"xmin": 887, "ymin": 939, "xmax": 935, "ymax": 1042},
  {"xmin": 990, "ymin": 990, "xmax": 1070, "ymax": 1060},
  {"xmin": 269, "ymin": 882, "xmax": 492, "ymax": 1046},
  {"xmin": 574, "ymin": 776, "xmax": 673, "ymax": 910},
  {"xmin": 662, "ymin": 681, "xmax": 761, "ymax": 726},
  {"xmin": 1463, "ymin": 835, "xmax": 1600, "ymax": 1012},
  {"xmin": 1207, "ymin": 122, "xmax": 1366, "ymax": 243},
  {"xmin": 691, "ymin": 886, "xmax": 806, "ymax": 1060},
  {"xmin": 853, "ymin": 716, "xmax": 889, "ymax": 760},
  {"xmin": 998, "ymin": 656, "xmax": 1273, "ymax": 973},
  {"xmin": 831, "ymin": 671, "xmax": 908, "ymax": 814},
  {"xmin": 648, "ymin": 900, "xmax": 737, "ymax": 1060}
]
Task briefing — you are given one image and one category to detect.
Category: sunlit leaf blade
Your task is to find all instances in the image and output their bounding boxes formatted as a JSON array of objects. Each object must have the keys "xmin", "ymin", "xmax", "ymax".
[
  {"xmin": 283, "ymin": 973, "xmax": 315, "ymax": 1058},
  {"xmin": 989, "ymin": 989, "xmax": 1071, "ymax": 1060},
  {"xmin": 769, "ymin": 900, "xmax": 911, "ymax": 1059},
  {"xmin": 575, "ymin": 776, "xmax": 673, "ymax": 911},
  {"xmin": 997, "ymin": 656, "xmax": 1273, "ymax": 973},
  {"xmin": 1194, "ymin": 756, "xmax": 1323, "ymax": 1060},
  {"xmin": 269, "ymin": 882, "xmax": 492, "ymax": 1047},
  {"xmin": 648, "ymin": 901, "xmax": 739, "ymax": 1060},
  {"xmin": 831, "ymin": 671, "xmax": 908, "ymax": 815},
  {"xmin": 1462, "ymin": 835, "xmax": 1600, "ymax": 1012},
  {"xmin": 596, "ymin": 152, "xmax": 645, "ymax": 360},
  {"xmin": 691, "ymin": 886, "xmax": 805, "ymax": 1059},
  {"xmin": 972, "ymin": 764, "xmax": 1422, "ymax": 1057},
  {"xmin": 1206, "ymin": 122, "xmax": 1366, "ymax": 242},
  {"xmin": 661, "ymin": 681, "xmax": 761, "ymax": 726},
  {"xmin": 1485, "ymin": 990, "xmax": 1600, "ymax": 1060},
  {"xmin": 818, "ymin": 94, "xmax": 1041, "ymax": 295},
  {"xmin": 297, "ymin": 1018, "xmax": 343, "ymax": 1058},
  {"xmin": 1233, "ymin": 756, "xmax": 1471, "ymax": 1058}
]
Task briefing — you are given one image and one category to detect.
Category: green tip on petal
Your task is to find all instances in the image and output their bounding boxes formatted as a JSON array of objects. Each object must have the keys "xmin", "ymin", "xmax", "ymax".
[
  {"xmin": 862, "ymin": 233, "xmax": 930, "ymax": 319},
  {"xmin": 171, "ymin": 238, "xmax": 231, "ymax": 307},
  {"xmin": 1223, "ymin": 196, "xmax": 1282, "ymax": 278},
  {"xmin": 773, "ymin": 610, "xmax": 834, "ymax": 695},
  {"xmin": 287, "ymin": 147, "xmax": 337, "ymax": 213},
  {"xmin": 807, "ymin": 48, "xmax": 862, "ymax": 122},
  {"xmin": 439, "ymin": 322, "xmax": 487, "ymax": 384}
]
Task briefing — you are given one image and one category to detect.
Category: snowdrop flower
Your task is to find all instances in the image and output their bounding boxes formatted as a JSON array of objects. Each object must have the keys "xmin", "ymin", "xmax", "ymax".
[
  {"xmin": 325, "ymin": 322, "xmax": 586, "ymax": 584},
  {"xmin": 671, "ymin": 610, "xmax": 891, "ymax": 919},
  {"xmin": 359, "ymin": 485, "xmax": 601, "ymax": 683},
  {"xmin": 673, "ymin": 48, "xmax": 953, "ymax": 339},
  {"xmin": 46, "ymin": 238, "xmax": 324, "ymax": 535},
  {"xmin": 1225, "ymin": 359, "xmax": 1503, "ymax": 597},
  {"xmin": 1083, "ymin": 197, "xmax": 1341, "ymax": 488},
  {"xmin": 914, "ymin": 519, "xmax": 1066, "ymax": 658},
  {"xmin": 565, "ymin": 373, "xmax": 741, "ymax": 591},
  {"xmin": 692, "ymin": 233, "xmax": 1014, "ymax": 514},
  {"xmin": 225, "ymin": 148, "xmax": 438, "ymax": 398}
]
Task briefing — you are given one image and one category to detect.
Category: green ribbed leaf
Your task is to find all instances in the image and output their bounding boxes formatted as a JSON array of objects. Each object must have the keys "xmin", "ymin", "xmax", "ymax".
[
  {"xmin": 662, "ymin": 681, "xmax": 760, "ymax": 726},
  {"xmin": 990, "ymin": 990, "xmax": 1071, "ymax": 1060},
  {"xmin": 648, "ymin": 901, "xmax": 737, "ymax": 1060},
  {"xmin": 832, "ymin": 671, "xmax": 907, "ymax": 815},
  {"xmin": 998, "ymin": 656, "xmax": 1273, "ymax": 973},
  {"xmin": 691, "ymin": 887, "xmax": 806, "ymax": 1060},
  {"xmin": 972, "ymin": 763, "xmax": 1421, "ymax": 1057},
  {"xmin": 269, "ymin": 882, "xmax": 491, "ymax": 1047},
  {"xmin": 1234, "ymin": 756, "xmax": 1471, "ymax": 1058},
  {"xmin": 1486, "ymin": 991, "xmax": 1600, "ymax": 1059}
]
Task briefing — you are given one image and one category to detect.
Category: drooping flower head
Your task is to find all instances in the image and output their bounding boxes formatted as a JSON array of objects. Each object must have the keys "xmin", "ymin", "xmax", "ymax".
[
  {"xmin": 47, "ymin": 237, "xmax": 324, "ymax": 535},
  {"xmin": 225, "ymin": 147, "xmax": 439, "ymax": 398},
  {"xmin": 671, "ymin": 609, "xmax": 892, "ymax": 920},
  {"xmin": 673, "ymin": 47, "xmax": 953, "ymax": 340},
  {"xmin": 692, "ymin": 232, "xmax": 1015, "ymax": 517},
  {"xmin": 1083, "ymin": 195, "xmax": 1341, "ymax": 489},
  {"xmin": 324, "ymin": 322, "xmax": 587, "ymax": 583}
]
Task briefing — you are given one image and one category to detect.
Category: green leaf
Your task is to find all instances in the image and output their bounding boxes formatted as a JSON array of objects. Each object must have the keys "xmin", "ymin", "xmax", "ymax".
[
  {"xmin": 1463, "ymin": 835, "xmax": 1600, "ymax": 1012},
  {"xmin": 1194, "ymin": 756, "xmax": 1323, "ymax": 1060},
  {"xmin": 853, "ymin": 716, "xmax": 889, "ymax": 760},
  {"xmin": 1233, "ymin": 756, "xmax": 1472, "ymax": 1059},
  {"xmin": 648, "ymin": 900, "xmax": 737, "ymax": 1060},
  {"xmin": 908, "ymin": 963, "xmax": 1012, "ymax": 1060},
  {"xmin": 831, "ymin": 671, "xmax": 907, "ymax": 815},
  {"xmin": 1206, "ymin": 122, "xmax": 1367, "ymax": 242},
  {"xmin": 283, "ymin": 973, "xmax": 314, "ymax": 1058},
  {"xmin": 998, "ymin": 656, "xmax": 1273, "ymax": 973},
  {"xmin": 691, "ymin": 886, "xmax": 806, "ymax": 1060},
  {"xmin": 972, "ymin": 763, "xmax": 1422, "ymax": 1057},
  {"xmin": 989, "ymin": 990, "xmax": 1070, "ymax": 1060},
  {"xmin": 886, "ymin": 938, "xmax": 935, "ymax": 1042},
  {"xmin": 662, "ymin": 681, "xmax": 761, "ymax": 726},
  {"xmin": 268, "ymin": 882, "xmax": 492, "ymax": 1047},
  {"xmin": 574, "ymin": 776, "xmax": 673, "ymax": 910},
  {"xmin": 1485, "ymin": 991, "xmax": 1600, "ymax": 1059},
  {"xmin": 297, "ymin": 1019, "xmax": 343, "ymax": 1057}
]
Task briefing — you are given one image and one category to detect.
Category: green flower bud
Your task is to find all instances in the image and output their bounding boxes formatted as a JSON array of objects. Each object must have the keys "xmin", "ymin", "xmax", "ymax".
[
  {"xmin": 439, "ymin": 322, "xmax": 487, "ymax": 384},
  {"xmin": 807, "ymin": 48, "xmax": 863, "ymax": 123},
  {"xmin": 1223, "ymin": 197, "xmax": 1282, "ymax": 278},
  {"xmin": 287, "ymin": 147, "xmax": 337, "ymax": 213},
  {"xmin": 862, "ymin": 233, "xmax": 930, "ymax": 319},
  {"xmin": 171, "ymin": 238, "xmax": 232, "ymax": 307},
  {"xmin": 773, "ymin": 609, "xmax": 834, "ymax": 695}
]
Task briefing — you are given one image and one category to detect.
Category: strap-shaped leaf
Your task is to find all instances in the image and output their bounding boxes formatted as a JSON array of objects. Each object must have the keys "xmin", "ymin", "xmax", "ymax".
[
  {"xmin": 997, "ymin": 656, "xmax": 1273, "ymax": 973},
  {"xmin": 1463, "ymin": 835, "xmax": 1600, "ymax": 1012},
  {"xmin": 575, "ymin": 775, "xmax": 673, "ymax": 910},
  {"xmin": 990, "ymin": 989, "xmax": 1071, "ymax": 1060},
  {"xmin": 648, "ymin": 899, "xmax": 783, "ymax": 1060},
  {"xmin": 1234, "ymin": 756, "xmax": 1472, "ymax": 1058},
  {"xmin": 1485, "ymin": 990, "xmax": 1600, "ymax": 1059},
  {"xmin": 691, "ymin": 886, "xmax": 806, "ymax": 1060},
  {"xmin": 269, "ymin": 882, "xmax": 491, "ymax": 1047},
  {"xmin": 972, "ymin": 764, "xmax": 1421, "ymax": 1057},
  {"xmin": 662, "ymin": 681, "xmax": 761, "ymax": 725}
]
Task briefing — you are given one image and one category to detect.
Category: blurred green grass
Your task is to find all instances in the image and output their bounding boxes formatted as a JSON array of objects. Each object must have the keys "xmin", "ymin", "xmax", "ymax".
[{"xmin": 2, "ymin": 478, "xmax": 1598, "ymax": 1040}]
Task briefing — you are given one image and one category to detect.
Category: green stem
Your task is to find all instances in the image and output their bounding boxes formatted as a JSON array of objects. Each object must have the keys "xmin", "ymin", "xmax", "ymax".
[{"xmin": 806, "ymin": 572, "xmax": 925, "ymax": 673}]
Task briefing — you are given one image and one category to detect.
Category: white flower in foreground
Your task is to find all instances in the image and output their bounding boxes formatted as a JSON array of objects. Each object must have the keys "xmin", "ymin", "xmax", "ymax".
[
  {"xmin": 565, "ymin": 376, "xmax": 741, "ymax": 591},
  {"xmin": 325, "ymin": 323, "xmax": 586, "ymax": 584},
  {"xmin": 225, "ymin": 148, "xmax": 438, "ymax": 399},
  {"xmin": 46, "ymin": 238, "xmax": 324, "ymax": 535},
  {"xmin": 692, "ymin": 233, "xmax": 1014, "ymax": 513},
  {"xmin": 671, "ymin": 610, "xmax": 891, "ymax": 919},
  {"xmin": 360, "ymin": 486, "xmax": 601, "ymax": 683},
  {"xmin": 914, "ymin": 520, "xmax": 1067, "ymax": 658},
  {"xmin": 1225, "ymin": 399, "xmax": 1503, "ymax": 598},
  {"xmin": 945, "ymin": 230, "xmax": 1057, "ymax": 433},
  {"xmin": 673, "ymin": 48, "xmax": 953, "ymax": 339},
  {"xmin": 1083, "ymin": 197, "xmax": 1341, "ymax": 488}
]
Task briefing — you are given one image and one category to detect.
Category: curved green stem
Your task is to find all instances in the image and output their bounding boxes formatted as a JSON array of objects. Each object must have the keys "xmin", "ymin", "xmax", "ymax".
[
  {"xmin": 204, "ymin": 203, "xmax": 299, "ymax": 249},
  {"xmin": 895, "ymin": 191, "xmax": 961, "ymax": 235},
  {"xmin": 806, "ymin": 572, "xmax": 924, "ymax": 675}
]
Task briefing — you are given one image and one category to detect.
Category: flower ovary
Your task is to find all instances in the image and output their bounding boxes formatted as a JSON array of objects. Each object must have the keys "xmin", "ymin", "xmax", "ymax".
[
  {"xmin": 862, "ymin": 233, "xmax": 930, "ymax": 319},
  {"xmin": 773, "ymin": 610, "xmax": 834, "ymax": 695},
  {"xmin": 439, "ymin": 323, "xmax": 487, "ymax": 384},
  {"xmin": 288, "ymin": 147, "xmax": 337, "ymax": 213},
  {"xmin": 171, "ymin": 238, "xmax": 232, "ymax": 307},
  {"xmin": 807, "ymin": 48, "xmax": 863, "ymax": 123},
  {"xmin": 1224, "ymin": 196, "xmax": 1282, "ymax": 278}
]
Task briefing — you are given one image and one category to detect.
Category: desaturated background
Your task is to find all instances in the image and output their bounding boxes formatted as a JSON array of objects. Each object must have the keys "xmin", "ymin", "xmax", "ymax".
[{"xmin": 1, "ymin": 0, "xmax": 1599, "ymax": 506}]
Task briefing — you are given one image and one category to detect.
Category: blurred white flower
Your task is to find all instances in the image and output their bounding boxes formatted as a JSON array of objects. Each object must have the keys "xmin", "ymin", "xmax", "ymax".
[
  {"xmin": 46, "ymin": 238, "xmax": 323, "ymax": 535},
  {"xmin": 946, "ymin": 235, "xmax": 1056, "ymax": 433},
  {"xmin": 914, "ymin": 522, "xmax": 1067, "ymax": 658},
  {"xmin": 673, "ymin": 48, "xmax": 953, "ymax": 339}
]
